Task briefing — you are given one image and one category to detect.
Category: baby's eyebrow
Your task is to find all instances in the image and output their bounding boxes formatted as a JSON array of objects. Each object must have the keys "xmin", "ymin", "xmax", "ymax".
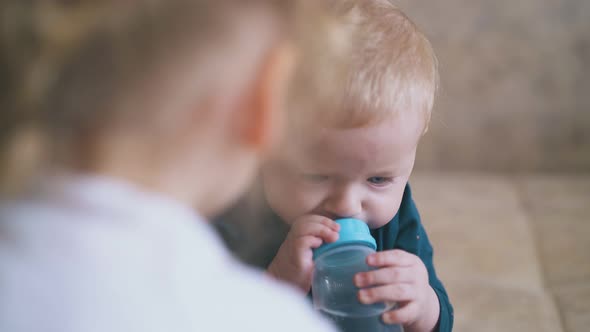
[
  {"xmin": 370, "ymin": 165, "xmax": 411, "ymax": 176},
  {"xmin": 368, "ymin": 171, "xmax": 395, "ymax": 176}
]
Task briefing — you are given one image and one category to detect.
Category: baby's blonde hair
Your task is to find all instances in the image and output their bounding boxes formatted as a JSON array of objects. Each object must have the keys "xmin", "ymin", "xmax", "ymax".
[{"xmin": 290, "ymin": 0, "xmax": 438, "ymax": 131}]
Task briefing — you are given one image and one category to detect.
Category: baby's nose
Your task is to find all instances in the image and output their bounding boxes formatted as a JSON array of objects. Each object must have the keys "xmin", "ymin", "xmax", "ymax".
[{"xmin": 322, "ymin": 191, "xmax": 362, "ymax": 220}]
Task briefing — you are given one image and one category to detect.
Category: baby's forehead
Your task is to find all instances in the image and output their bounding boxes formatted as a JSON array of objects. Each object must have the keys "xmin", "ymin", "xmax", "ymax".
[
  {"xmin": 277, "ymin": 119, "xmax": 420, "ymax": 171},
  {"xmin": 287, "ymin": 110, "xmax": 424, "ymax": 146}
]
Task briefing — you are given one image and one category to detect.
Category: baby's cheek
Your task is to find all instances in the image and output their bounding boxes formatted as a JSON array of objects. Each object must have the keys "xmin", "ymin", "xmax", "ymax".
[
  {"xmin": 292, "ymin": 189, "xmax": 324, "ymax": 217},
  {"xmin": 367, "ymin": 195, "xmax": 403, "ymax": 229},
  {"xmin": 274, "ymin": 188, "xmax": 319, "ymax": 224}
]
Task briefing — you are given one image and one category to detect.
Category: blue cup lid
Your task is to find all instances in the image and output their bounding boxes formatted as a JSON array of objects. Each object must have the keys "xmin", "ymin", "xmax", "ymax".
[{"xmin": 313, "ymin": 218, "xmax": 377, "ymax": 260}]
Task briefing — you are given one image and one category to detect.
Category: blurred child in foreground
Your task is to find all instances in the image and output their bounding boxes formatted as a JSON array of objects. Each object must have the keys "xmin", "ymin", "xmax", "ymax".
[{"xmin": 0, "ymin": 1, "xmax": 342, "ymax": 331}]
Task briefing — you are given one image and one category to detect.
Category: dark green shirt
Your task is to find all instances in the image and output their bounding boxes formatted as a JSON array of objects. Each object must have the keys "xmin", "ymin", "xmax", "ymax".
[
  {"xmin": 215, "ymin": 184, "xmax": 453, "ymax": 332},
  {"xmin": 370, "ymin": 185, "xmax": 453, "ymax": 332}
]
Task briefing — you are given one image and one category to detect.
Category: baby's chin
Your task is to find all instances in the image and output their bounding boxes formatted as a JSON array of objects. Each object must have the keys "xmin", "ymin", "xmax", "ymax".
[{"xmin": 366, "ymin": 217, "xmax": 396, "ymax": 230}]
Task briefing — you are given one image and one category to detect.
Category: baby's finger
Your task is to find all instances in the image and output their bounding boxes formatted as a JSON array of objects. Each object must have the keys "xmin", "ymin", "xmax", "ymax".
[
  {"xmin": 358, "ymin": 284, "xmax": 416, "ymax": 304},
  {"xmin": 366, "ymin": 249, "xmax": 416, "ymax": 268},
  {"xmin": 354, "ymin": 266, "xmax": 414, "ymax": 288},
  {"xmin": 382, "ymin": 302, "xmax": 419, "ymax": 325},
  {"xmin": 295, "ymin": 236, "xmax": 323, "ymax": 252},
  {"xmin": 312, "ymin": 216, "xmax": 341, "ymax": 232},
  {"xmin": 292, "ymin": 222, "xmax": 339, "ymax": 243},
  {"xmin": 293, "ymin": 215, "xmax": 340, "ymax": 233}
]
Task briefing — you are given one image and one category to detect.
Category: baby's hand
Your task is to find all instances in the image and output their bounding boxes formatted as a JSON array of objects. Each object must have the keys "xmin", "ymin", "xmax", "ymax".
[
  {"xmin": 267, "ymin": 215, "xmax": 339, "ymax": 293},
  {"xmin": 354, "ymin": 249, "xmax": 440, "ymax": 332}
]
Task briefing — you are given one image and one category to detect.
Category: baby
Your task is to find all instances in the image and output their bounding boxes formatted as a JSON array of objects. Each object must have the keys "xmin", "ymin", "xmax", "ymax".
[{"xmin": 218, "ymin": 1, "xmax": 453, "ymax": 332}]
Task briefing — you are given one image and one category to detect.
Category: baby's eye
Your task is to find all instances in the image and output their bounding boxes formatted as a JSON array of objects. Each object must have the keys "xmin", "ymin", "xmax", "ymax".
[
  {"xmin": 302, "ymin": 173, "xmax": 329, "ymax": 182},
  {"xmin": 367, "ymin": 176, "xmax": 393, "ymax": 186}
]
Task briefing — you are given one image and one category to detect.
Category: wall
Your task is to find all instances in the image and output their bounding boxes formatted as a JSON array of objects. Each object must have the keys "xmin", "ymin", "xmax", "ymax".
[{"xmin": 396, "ymin": 0, "xmax": 590, "ymax": 172}]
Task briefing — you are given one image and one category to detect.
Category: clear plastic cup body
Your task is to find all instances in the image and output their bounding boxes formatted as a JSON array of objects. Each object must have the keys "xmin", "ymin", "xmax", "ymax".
[{"xmin": 312, "ymin": 244, "xmax": 402, "ymax": 332}]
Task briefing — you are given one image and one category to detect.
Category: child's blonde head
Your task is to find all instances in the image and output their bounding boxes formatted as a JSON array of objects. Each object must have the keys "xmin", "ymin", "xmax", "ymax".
[
  {"xmin": 3, "ymin": 1, "xmax": 293, "ymax": 142},
  {"xmin": 290, "ymin": 0, "xmax": 438, "ymax": 132},
  {"xmin": 0, "ymin": 0, "xmax": 316, "ymax": 193}
]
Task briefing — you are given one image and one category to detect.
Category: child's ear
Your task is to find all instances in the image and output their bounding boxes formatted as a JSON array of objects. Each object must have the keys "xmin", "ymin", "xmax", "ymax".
[{"xmin": 237, "ymin": 42, "xmax": 297, "ymax": 152}]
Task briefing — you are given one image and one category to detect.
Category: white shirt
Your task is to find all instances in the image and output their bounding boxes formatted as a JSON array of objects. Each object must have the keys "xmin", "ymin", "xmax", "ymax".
[{"xmin": 0, "ymin": 176, "xmax": 335, "ymax": 332}]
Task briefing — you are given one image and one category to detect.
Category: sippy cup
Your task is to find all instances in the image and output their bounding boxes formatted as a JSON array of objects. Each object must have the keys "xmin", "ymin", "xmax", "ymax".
[{"xmin": 312, "ymin": 218, "xmax": 402, "ymax": 332}]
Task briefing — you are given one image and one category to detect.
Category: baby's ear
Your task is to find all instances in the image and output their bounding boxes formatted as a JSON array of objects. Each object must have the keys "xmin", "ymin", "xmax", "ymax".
[{"xmin": 236, "ymin": 42, "xmax": 297, "ymax": 152}]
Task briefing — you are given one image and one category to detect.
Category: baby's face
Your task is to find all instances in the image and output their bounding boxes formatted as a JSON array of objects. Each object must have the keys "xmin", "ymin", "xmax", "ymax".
[{"xmin": 262, "ymin": 115, "xmax": 423, "ymax": 229}]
